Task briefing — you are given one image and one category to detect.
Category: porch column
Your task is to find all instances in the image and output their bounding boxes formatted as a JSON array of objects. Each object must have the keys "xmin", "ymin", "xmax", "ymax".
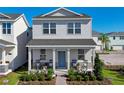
[
  {"xmin": 53, "ymin": 49, "xmax": 56, "ymax": 72},
  {"xmin": 28, "ymin": 48, "xmax": 31, "ymax": 73},
  {"xmin": 67, "ymin": 49, "xmax": 70, "ymax": 70},
  {"xmin": 2, "ymin": 48, "xmax": 6, "ymax": 64}
]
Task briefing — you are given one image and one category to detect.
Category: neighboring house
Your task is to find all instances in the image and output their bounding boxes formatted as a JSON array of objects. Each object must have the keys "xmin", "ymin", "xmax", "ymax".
[
  {"xmin": 0, "ymin": 13, "xmax": 29, "ymax": 75},
  {"xmin": 107, "ymin": 32, "xmax": 124, "ymax": 50},
  {"xmin": 26, "ymin": 8, "xmax": 96, "ymax": 72},
  {"xmin": 92, "ymin": 31, "xmax": 102, "ymax": 51}
]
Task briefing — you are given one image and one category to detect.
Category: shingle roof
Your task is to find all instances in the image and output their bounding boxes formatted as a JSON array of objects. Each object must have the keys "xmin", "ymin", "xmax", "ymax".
[
  {"xmin": 107, "ymin": 32, "xmax": 124, "ymax": 36},
  {"xmin": 0, "ymin": 13, "xmax": 22, "ymax": 20},
  {"xmin": 33, "ymin": 13, "xmax": 91, "ymax": 18},
  {"xmin": 0, "ymin": 39, "xmax": 15, "ymax": 45},
  {"xmin": 27, "ymin": 39, "xmax": 96, "ymax": 46},
  {"xmin": 92, "ymin": 31, "xmax": 102, "ymax": 37}
]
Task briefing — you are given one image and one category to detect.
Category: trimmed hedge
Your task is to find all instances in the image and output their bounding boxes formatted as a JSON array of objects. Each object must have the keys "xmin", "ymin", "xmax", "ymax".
[{"xmin": 104, "ymin": 65, "xmax": 124, "ymax": 71}]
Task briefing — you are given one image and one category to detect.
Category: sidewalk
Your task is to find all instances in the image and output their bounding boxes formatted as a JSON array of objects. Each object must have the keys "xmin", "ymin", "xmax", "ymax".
[{"xmin": 55, "ymin": 70, "xmax": 67, "ymax": 85}]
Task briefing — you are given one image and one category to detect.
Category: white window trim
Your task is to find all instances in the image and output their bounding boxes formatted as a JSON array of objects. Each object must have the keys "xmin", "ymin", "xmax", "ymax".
[
  {"xmin": 43, "ymin": 22, "xmax": 56, "ymax": 34},
  {"xmin": 77, "ymin": 49, "xmax": 85, "ymax": 60},
  {"xmin": 67, "ymin": 22, "xmax": 81, "ymax": 34},
  {"xmin": 2, "ymin": 22, "xmax": 12, "ymax": 35}
]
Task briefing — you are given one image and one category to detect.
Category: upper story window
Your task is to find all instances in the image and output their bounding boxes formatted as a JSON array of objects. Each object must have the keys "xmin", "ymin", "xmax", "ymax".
[
  {"xmin": 2, "ymin": 23, "xmax": 11, "ymax": 34},
  {"xmin": 43, "ymin": 23, "xmax": 49, "ymax": 34},
  {"xmin": 43, "ymin": 23, "xmax": 56, "ymax": 34},
  {"xmin": 68, "ymin": 23, "xmax": 74, "ymax": 34},
  {"xmin": 75, "ymin": 23, "xmax": 81, "ymax": 34},
  {"xmin": 120, "ymin": 36, "xmax": 124, "ymax": 40},
  {"xmin": 50, "ymin": 23, "xmax": 56, "ymax": 34},
  {"xmin": 113, "ymin": 36, "xmax": 115, "ymax": 40},
  {"xmin": 67, "ymin": 23, "xmax": 81, "ymax": 34}
]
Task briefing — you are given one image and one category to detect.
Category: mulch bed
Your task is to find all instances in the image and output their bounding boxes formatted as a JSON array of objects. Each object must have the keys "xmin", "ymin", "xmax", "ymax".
[
  {"xmin": 66, "ymin": 78, "xmax": 112, "ymax": 85},
  {"xmin": 18, "ymin": 78, "xmax": 56, "ymax": 85}
]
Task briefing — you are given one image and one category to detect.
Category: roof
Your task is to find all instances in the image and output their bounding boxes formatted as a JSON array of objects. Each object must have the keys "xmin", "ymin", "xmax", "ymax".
[
  {"xmin": 92, "ymin": 31, "xmax": 102, "ymax": 37},
  {"xmin": 33, "ymin": 8, "xmax": 91, "ymax": 19},
  {"xmin": 107, "ymin": 32, "xmax": 124, "ymax": 36},
  {"xmin": 0, "ymin": 13, "xmax": 22, "ymax": 20},
  {"xmin": 0, "ymin": 39, "xmax": 15, "ymax": 46},
  {"xmin": 33, "ymin": 14, "xmax": 91, "ymax": 18},
  {"xmin": 27, "ymin": 39, "xmax": 96, "ymax": 46}
]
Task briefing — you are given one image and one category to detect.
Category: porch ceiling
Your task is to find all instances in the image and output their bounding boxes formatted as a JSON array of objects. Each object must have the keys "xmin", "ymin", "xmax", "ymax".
[{"xmin": 27, "ymin": 39, "xmax": 96, "ymax": 48}]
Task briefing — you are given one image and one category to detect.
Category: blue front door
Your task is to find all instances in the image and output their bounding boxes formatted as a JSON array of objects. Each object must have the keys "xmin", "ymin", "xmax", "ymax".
[{"xmin": 58, "ymin": 51, "xmax": 66, "ymax": 69}]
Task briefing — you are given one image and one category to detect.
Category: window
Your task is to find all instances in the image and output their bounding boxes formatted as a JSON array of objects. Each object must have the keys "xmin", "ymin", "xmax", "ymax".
[
  {"xmin": 43, "ymin": 23, "xmax": 49, "ymax": 34},
  {"xmin": 78, "ymin": 49, "xmax": 85, "ymax": 60},
  {"xmin": 75, "ymin": 23, "xmax": 81, "ymax": 34},
  {"xmin": 120, "ymin": 36, "xmax": 124, "ymax": 40},
  {"xmin": 68, "ymin": 23, "xmax": 74, "ymax": 34},
  {"xmin": 113, "ymin": 36, "xmax": 115, "ymax": 40},
  {"xmin": 2, "ymin": 23, "xmax": 11, "ymax": 34},
  {"xmin": 50, "ymin": 23, "xmax": 56, "ymax": 34},
  {"xmin": 40, "ymin": 49, "xmax": 46, "ymax": 60},
  {"xmin": 67, "ymin": 23, "xmax": 81, "ymax": 34},
  {"xmin": 43, "ymin": 23, "xmax": 56, "ymax": 34}
]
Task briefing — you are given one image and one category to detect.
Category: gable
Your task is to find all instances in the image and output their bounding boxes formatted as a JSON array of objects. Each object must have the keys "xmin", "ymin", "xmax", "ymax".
[
  {"xmin": 42, "ymin": 8, "xmax": 81, "ymax": 17},
  {"xmin": 47, "ymin": 9, "xmax": 79, "ymax": 17}
]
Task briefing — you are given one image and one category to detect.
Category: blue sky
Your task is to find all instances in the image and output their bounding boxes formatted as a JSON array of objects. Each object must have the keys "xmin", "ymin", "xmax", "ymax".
[{"xmin": 0, "ymin": 7, "xmax": 124, "ymax": 33}]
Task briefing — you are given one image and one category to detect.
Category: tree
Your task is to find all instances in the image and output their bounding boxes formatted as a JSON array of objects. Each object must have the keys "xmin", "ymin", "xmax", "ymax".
[
  {"xmin": 99, "ymin": 33, "xmax": 110, "ymax": 51},
  {"xmin": 94, "ymin": 53, "xmax": 104, "ymax": 80}
]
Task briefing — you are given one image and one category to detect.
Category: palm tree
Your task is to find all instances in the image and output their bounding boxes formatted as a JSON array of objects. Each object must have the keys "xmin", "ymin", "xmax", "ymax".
[{"xmin": 99, "ymin": 33, "xmax": 110, "ymax": 51}]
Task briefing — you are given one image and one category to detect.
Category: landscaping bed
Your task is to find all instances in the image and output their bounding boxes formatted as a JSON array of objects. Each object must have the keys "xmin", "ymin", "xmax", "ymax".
[
  {"xmin": 18, "ymin": 78, "xmax": 56, "ymax": 85},
  {"xmin": 67, "ymin": 78, "xmax": 112, "ymax": 85},
  {"xmin": 18, "ymin": 68, "xmax": 56, "ymax": 85}
]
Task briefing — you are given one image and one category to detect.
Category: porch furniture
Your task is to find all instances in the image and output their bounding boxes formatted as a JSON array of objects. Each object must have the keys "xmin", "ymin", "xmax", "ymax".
[
  {"xmin": 71, "ymin": 59, "xmax": 77, "ymax": 68},
  {"xmin": 76, "ymin": 60, "xmax": 88, "ymax": 73}
]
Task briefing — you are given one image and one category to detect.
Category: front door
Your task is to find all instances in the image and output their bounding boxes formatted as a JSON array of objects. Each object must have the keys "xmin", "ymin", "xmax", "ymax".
[{"xmin": 58, "ymin": 51, "xmax": 66, "ymax": 69}]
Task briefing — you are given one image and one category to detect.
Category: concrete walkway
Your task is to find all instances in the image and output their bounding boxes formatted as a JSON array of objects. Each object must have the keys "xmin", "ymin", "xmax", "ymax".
[{"xmin": 55, "ymin": 70, "xmax": 67, "ymax": 85}]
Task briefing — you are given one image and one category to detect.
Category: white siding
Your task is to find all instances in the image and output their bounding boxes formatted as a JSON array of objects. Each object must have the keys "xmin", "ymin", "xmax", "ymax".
[
  {"xmin": 11, "ymin": 16, "xmax": 28, "ymax": 70},
  {"xmin": 33, "ymin": 19, "xmax": 92, "ymax": 39},
  {"xmin": 0, "ymin": 22, "xmax": 14, "ymax": 42}
]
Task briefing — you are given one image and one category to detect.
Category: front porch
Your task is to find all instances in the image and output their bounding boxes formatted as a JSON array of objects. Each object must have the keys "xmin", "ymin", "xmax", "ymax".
[
  {"xmin": 28, "ymin": 48, "xmax": 95, "ymax": 72},
  {"xmin": 0, "ymin": 39, "xmax": 15, "ymax": 75}
]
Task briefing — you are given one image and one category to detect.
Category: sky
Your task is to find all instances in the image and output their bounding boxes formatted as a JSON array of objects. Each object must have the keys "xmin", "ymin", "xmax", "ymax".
[{"xmin": 0, "ymin": 7, "xmax": 124, "ymax": 33}]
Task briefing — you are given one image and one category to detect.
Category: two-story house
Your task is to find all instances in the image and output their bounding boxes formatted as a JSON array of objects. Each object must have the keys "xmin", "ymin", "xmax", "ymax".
[
  {"xmin": 26, "ymin": 8, "xmax": 96, "ymax": 72},
  {"xmin": 107, "ymin": 32, "xmax": 124, "ymax": 50},
  {"xmin": 92, "ymin": 31, "xmax": 102, "ymax": 51},
  {"xmin": 0, "ymin": 13, "xmax": 29, "ymax": 75}
]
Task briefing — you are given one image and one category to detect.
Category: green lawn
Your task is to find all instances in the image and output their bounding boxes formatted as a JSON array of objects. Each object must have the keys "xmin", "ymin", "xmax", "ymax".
[
  {"xmin": 103, "ymin": 69, "xmax": 124, "ymax": 85},
  {"xmin": 0, "ymin": 65, "xmax": 27, "ymax": 85}
]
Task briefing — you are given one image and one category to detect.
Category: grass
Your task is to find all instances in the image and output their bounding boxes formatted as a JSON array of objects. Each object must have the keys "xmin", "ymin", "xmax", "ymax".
[
  {"xmin": 103, "ymin": 69, "xmax": 124, "ymax": 85},
  {"xmin": 0, "ymin": 64, "xmax": 28, "ymax": 85}
]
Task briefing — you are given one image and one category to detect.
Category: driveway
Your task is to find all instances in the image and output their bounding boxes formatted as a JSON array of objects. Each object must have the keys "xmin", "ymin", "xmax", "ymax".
[{"xmin": 99, "ymin": 51, "xmax": 124, "ymax": 65}]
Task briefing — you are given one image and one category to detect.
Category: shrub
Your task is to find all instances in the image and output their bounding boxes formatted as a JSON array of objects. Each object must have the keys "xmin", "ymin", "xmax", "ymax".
[
  {"xmin": 76, "ymin": 75, "xmax": 82, "ymax": 81},
  {"xmin": 94, "ymin": 53, "xmax": 104, "ymax": 80},
  {"xmin": 19, "ymin": 73, "xmax": 31, "ymax": 81},
  {"xmin": 47, "ymin": 68, "xmax": 54, "ymax": 75},
  {"xmin": 84, "ymin": 75, "xmax": 89, "ymax": 81},
  {"xmin": 68, "ymin": 68, "xmax": 75, "ymax": 76},
  {"xmin": 89, "ymin": 74, "xmax": 96, "ymax": 81},
  {"xmin": 30, "ymin": 73, "xmax": 38, "ymax": 81},
  {"xmin": 47, "ymin": 69, "xmax": 54, "ymax": 80},
  {"xmin": 69, "ymin": 75, "xmax": 76, "ymax": 81},
  {"xmin": 37, "ymin": 72, "xmax": 45, "ymax": 81}
]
